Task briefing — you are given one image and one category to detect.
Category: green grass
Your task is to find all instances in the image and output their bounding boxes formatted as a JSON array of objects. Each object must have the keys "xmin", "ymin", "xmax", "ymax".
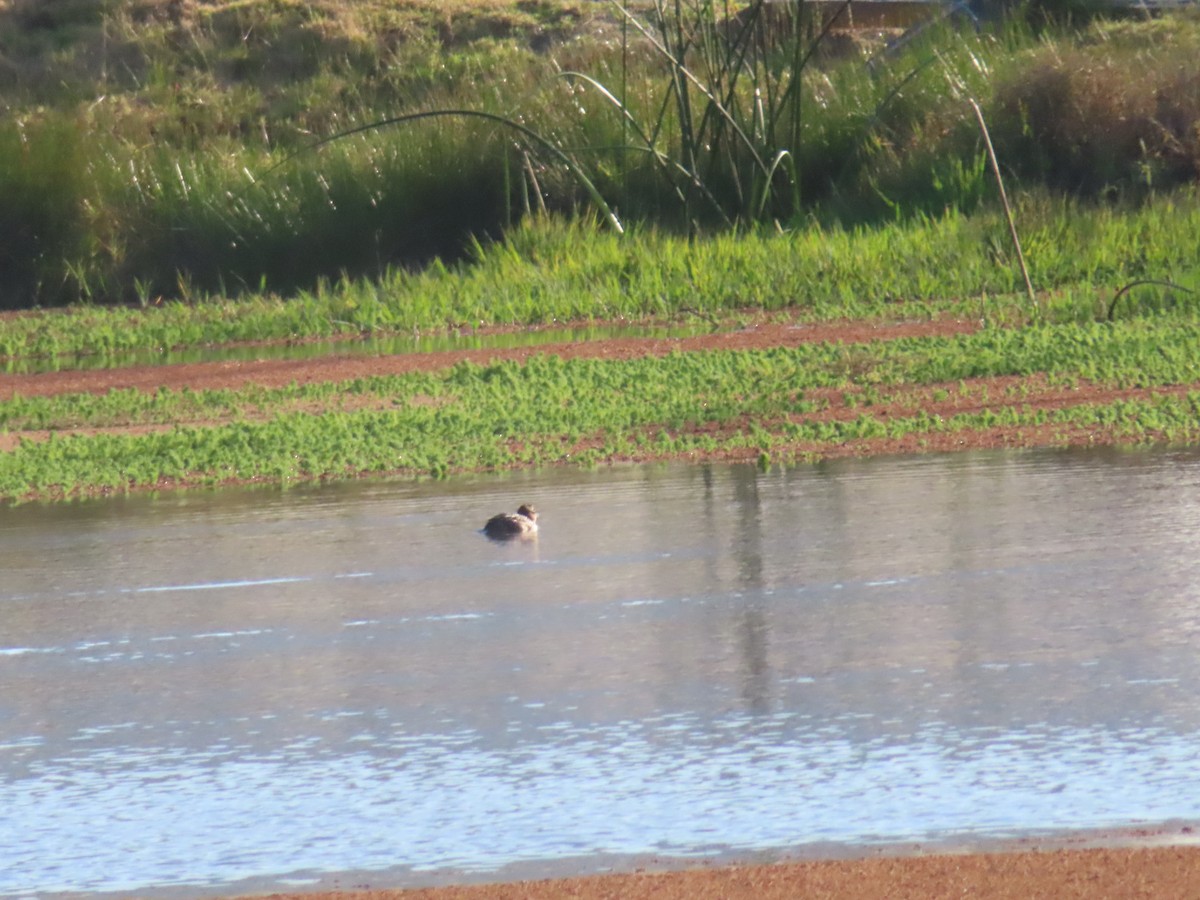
[
  {"xmin": 6, "ymin": 311, "xmax": 1200, "ymax": 500},
  {"xmin": 2, "ymin": 2, "xmax": 1200, "ymax": 307},
  {"xmin": 3, "ymin": 186, "xmax": 1200, "ymax": 363}
]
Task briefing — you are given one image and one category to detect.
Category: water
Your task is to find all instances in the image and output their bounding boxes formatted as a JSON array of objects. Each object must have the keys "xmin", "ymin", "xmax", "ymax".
[{"xmin": 4, "ymin": 447, "xmax": 1200, "ymax": 896}]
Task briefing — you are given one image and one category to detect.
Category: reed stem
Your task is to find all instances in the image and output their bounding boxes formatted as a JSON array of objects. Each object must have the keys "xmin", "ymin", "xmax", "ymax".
[{"xmin": 969, "ymin": 97, "xmax": 1036, "ymax": 313}]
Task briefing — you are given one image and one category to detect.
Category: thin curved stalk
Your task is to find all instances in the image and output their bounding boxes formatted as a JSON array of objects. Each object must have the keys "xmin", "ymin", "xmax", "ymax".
[
  {"xmin": 560, "ymin": 70, "xmax": 734, "ymax": 227},
  {"xmin": 258, "ymin": 109, "xmax": 624, "ymax": 234},
  {"xmin": 968, "ymin": 98, "xmax": 1033, "ymax": 311},
  {"xmin": 755, "ymin": 149, "xmax": 798, "ymax": 220},
  {"xmin": 1108, "ymin": 279, "xmax": 1197, "ymax": 321}
]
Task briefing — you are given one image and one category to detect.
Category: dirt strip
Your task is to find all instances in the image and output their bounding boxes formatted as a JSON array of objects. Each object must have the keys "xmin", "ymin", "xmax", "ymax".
[
  {"xmin": 253, "ymin": 844, "xmax": 1200, "ymax": 900},
  {"xmin": 0, "ymin": 319, "xmax": 980, "ymax": 400}
]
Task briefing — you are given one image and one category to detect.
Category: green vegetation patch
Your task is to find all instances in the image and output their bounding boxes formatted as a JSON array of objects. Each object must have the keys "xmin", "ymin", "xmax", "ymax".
[
  {"xmin": 6, "ymin": 314, "xmax": 1200, "ymax": 501},
  {"xmin": 4, "ymin": 188, "xmax": 1200, "ymax": 364},
  {"xmin": 7, "ymin": 315, "xmax": 1200, "ymax": 430},
  {"xmin": 3, "ymin": 3, "xmax": 1200, "ymax": 307},
  {"xmin": 4, "ymin": 379, "xmax": 1196, "ymax": 503}
]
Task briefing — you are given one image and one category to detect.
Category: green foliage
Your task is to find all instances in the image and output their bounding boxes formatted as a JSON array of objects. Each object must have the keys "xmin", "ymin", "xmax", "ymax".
[
  {"xmin": 3, "ymin": 187, "xmax": 1200, "ymax": 362},
  {"xmin": 106, "ymin": 123, "xmax": 514, "ymax": 300},
  {"xmin": 6, "ymin": 310, "xmax": 1200, "ymax": 500},
  {"xmin": 2, "ymin": 1, "xmax": 1199, "ymax": 306},
  {"xmin": 0, "ymin": 118, "xmax": 93, "ymax": 309}
]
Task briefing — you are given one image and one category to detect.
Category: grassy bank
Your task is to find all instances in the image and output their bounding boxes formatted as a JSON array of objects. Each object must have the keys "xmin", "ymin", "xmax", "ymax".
[
  {"xmin": 4, "ymin": 1, "xmax": 1200, "ymax": 503},
  {"xmin": 2, "ymin": 1, "xmax": 1199, "ymax": 307},
  {"xmin": 4, "ymin": 186, "xmax": 1200, "ymax": 364},
  {"xmin": 6, "ymin": 311, "xmax": 1200, "ymax": 500}
]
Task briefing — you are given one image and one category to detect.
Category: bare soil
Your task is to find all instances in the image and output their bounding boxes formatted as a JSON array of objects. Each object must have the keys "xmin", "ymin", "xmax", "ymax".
[
  {"xmin": 2, "ymin": 319, "xmax": 974, "ymax": 400},
  {"xmin": 255, "ymin": 842, "xmax": 1200, "ymax": 900}
]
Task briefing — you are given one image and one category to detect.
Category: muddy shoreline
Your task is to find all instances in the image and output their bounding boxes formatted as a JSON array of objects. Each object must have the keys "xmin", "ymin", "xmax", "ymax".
[{"xmin": 217, "ymin": 824, "xmax": 1200, "ymax": 900}]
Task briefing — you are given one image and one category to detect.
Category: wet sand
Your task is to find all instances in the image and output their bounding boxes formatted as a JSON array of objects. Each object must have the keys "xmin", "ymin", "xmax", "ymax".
[{"xmin": 256, "ymin": 842, "xmax": 1200, "ymax": 900}]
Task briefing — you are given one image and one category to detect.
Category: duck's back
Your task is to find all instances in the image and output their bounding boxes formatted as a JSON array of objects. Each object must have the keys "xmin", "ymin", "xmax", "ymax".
[{"xmin": 484, "ymin": 512, "xmax": 536, "ymax": 538}]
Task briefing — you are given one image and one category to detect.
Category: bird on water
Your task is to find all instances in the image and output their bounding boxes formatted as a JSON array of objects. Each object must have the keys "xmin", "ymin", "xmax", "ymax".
[{"xmin": 483, "ymin": 504, "xmax": 539, "ymax": 539}]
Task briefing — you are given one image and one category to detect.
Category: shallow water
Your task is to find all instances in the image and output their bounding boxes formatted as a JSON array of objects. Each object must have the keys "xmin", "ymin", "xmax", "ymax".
[{"xmin": 4, "ymin": 447, "xmax": 1200, "ymax": 896}]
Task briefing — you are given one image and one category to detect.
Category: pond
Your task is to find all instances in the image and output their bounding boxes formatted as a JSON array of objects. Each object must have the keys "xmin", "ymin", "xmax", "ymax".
[{"xmin": 3, "ymin": 447, "xmax": 1200, "ymax": 896}]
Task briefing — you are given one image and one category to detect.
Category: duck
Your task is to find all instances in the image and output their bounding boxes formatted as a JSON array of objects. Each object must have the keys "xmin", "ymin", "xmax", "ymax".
[{"xmin": 483, "ymin": 503, "xmax": 539, "ymax": 539}]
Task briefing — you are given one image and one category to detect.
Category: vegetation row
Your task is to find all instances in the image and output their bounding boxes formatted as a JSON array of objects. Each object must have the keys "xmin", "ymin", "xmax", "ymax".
[
  {"xmin": 6, "ymin": 310, "xmax": 1200, "ymax": 500},
  {"xmin": 3, "ymin": 188, "xmax": 1200, "ymax": 364}
]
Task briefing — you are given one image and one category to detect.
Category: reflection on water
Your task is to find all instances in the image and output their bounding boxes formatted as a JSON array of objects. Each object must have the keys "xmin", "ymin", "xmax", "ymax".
[{"xmin": 3, "ymin": 447, "xmax": 1200, "ymax": 896}]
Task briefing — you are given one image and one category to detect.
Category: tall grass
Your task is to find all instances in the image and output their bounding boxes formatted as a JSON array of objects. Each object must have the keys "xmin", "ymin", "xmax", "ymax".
[
  {"xmin": 553, "ymin": 0, "xmax": 997, "ymax": 225},
  {"xmin": 3, "ymin": 187, "xmax": 1200, "ymax": 362},
  {"xmin": 0, "ymin": 113, "xmax": 522, "ymax": 308},
  {"xmin": 111, "ymin": 122, "xmax": 517, "ymax": 300},
  {"xmin": 577, "ymin": 0, "xmax": 819, "ymax": 224},
  {"xmin": 1, "ymin": 2, "xmax": 1199, "ymax": 308},
  {"xmin": 0, "ymin": 118, "xmax": 92, "ymax": 306}
]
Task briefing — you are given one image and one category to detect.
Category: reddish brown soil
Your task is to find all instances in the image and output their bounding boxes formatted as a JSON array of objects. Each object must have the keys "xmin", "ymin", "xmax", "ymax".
[
  {"xmin": 255, "ymin": 844, "xmax": 1200, "ymax": 900},
  {"xmin": 3, "ymin": 319, "xmax": 975, "ymax": 400}
]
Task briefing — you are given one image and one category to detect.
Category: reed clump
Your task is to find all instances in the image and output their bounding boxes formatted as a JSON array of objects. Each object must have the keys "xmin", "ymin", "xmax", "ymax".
[{"xmin": 0, "ymin": 2, "xmax": 1199, "ymax": 309}]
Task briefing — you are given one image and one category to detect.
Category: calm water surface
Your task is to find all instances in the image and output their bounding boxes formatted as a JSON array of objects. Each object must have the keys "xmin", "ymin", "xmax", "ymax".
[{"xmin": 4, "ymin": 448, "xmax": 1200, "ymax": 896}]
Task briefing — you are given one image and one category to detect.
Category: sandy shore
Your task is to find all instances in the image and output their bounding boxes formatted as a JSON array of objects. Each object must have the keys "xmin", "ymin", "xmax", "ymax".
[
  {"xmin": 254, "ymin": 842, "xmax": 1200, "ymax": 900},
  {"xmin": 243, "ymin": 828, "xmax": 1200, "ymax": 900}
]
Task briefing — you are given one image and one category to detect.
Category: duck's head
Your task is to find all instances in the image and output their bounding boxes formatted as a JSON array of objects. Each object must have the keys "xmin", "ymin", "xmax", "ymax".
[{"xmin": 517, "ymin": 503, "xmax": 538, "ymax": 522}]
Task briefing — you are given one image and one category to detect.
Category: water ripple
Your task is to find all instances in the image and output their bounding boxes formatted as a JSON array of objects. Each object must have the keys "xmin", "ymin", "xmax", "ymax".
[{"xmin": 3, "ymin": 716, "xmax": 1198, "ymax": 895}]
